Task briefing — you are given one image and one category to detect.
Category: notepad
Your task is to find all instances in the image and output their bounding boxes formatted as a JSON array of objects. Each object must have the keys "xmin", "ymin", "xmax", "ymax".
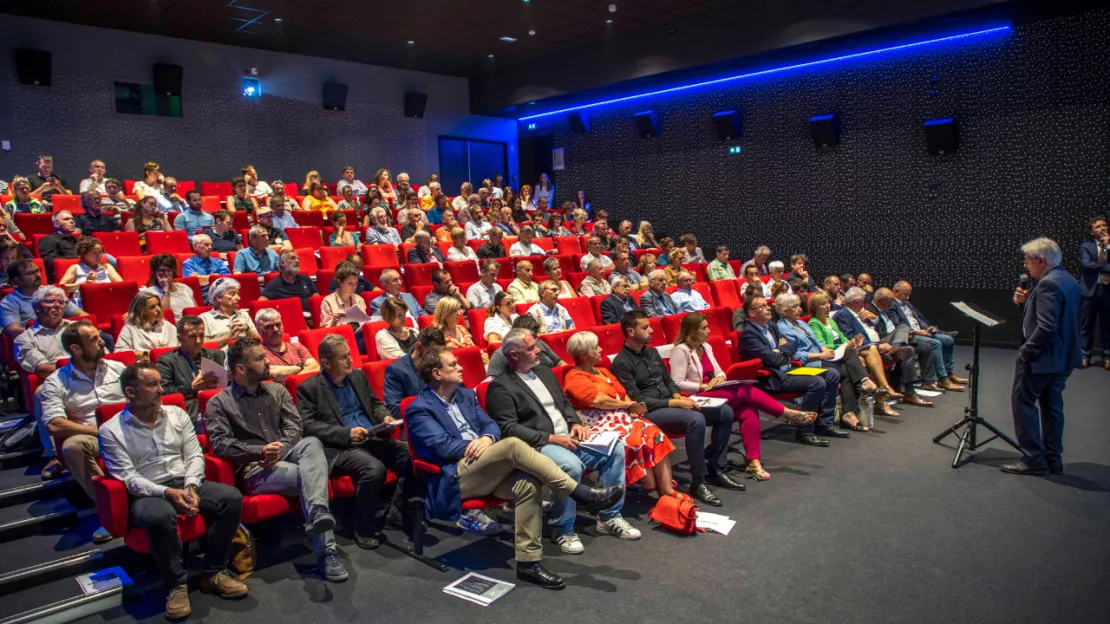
[
  {"xmin": 579, "ymin": 430, "xmax": 622, "ymax": 456},
  {"xmin": 200, "ymin": 357, "xmax": 228, "ymax": 388},
  {"xmin": 787, "ymin": 367, "xmax": 826, "ymax": 376}
]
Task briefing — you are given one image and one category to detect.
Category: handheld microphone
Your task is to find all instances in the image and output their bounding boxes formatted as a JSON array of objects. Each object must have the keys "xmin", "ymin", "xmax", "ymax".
[{"xmin": 1018, "ymin": 274, "xmax": 1033, "ymax": 290}]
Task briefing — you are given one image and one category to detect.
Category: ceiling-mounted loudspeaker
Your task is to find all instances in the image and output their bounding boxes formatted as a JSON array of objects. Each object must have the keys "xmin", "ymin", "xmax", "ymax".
[
  {"xmin": 809, "ymin": 113, "xmax": 840, "ymax": 148},
  {"xmin": 567, "ymin": 111, "xmax": 590, "ymax": 134},
  {"xmin": 153, "ymin": 63, "xmax": 183, "ymax": 96},
  {"xmin": 712, "ymin": 110, "xmax": 741, "ymax": 140},
  {"xmin": 15, "ymin": 49, "xmax": 51, "ymax": 86},
  {"xmin": 404, "ymin": 92, "xmax": 427, "ymax": 118},
  {"xmin": 634, "ymin": 110, "xmax": 659, "ymax": 138},
  {"xmin": 924, "ymin": 118, "xmax": 958, "ymax": 155},
  {"xmin": 323, "ymin": 82, "xmax": 348, "ymax": 111}
]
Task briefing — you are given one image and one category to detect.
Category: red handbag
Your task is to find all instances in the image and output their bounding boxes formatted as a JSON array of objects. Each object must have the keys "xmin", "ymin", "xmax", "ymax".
[{"xmin": 649, "ymin": 494, "xmax": 698, "ymax": 535}]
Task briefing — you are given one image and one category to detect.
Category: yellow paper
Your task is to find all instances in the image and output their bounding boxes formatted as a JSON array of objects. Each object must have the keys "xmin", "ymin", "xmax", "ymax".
[{"xmin": 786, "ymin": 367, "xmax": 826, "ymax": 376}]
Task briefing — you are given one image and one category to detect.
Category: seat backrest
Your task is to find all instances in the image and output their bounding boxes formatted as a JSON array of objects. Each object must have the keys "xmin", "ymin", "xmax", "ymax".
[
  {"xmin": 248, "ymin": 297, "xmax": 308, "ymax": 336},
  {"xmin": 707, "ymin": 335, "xmax": 733, "ymax": 368},
  {"xmin": 703, "ymin": 306, "xmax": 732, "ymax": 340},
  {"xmin": 293, "ymin": 247, "xmax": 318, "ymax": 278},
  {"xmin": 594, "ymin": 323, "xmax": 625, "ymax": 355},
  {"xmin": 465, "ymin": 308, "xmax": 489, "ymax": 348},
  {"xmin": 555, "ymin": 236, "xmax": 582, "ymax": 255},
  {"xmin": 709, "ymin": 280, "xmax": 741, "ymax": 310},
  {"xmin": 550, "ymin": 364, "xmax": 571, "ymax": 386},
  {"xmin": 282, "ymin": 372, "xmax": 318, "ymax": 405},
  {"xmin": 79, "ymin": 281, "xmax": 139, "ymax": 324},
  {"xmin": 13, "ymin": 213, "xmax": 54, "ymax": 237},
  {"xmin": 692, "ymin": 282, "xmax": 714, "ymax": 306},
  {"xmin": 404, "ymin": 263, "xmax": 439, "ymax": 288},
  {"xmin": 648, "ymin": 316, "xmax": 666, "ymax": 347},
  {"xmin": 115, "ymin": 255, "xmax": 152, "ymax": 283},
  {"xmin": 444, "ymin": 260, "xmax": 480, "ymax": 284},
  {"xmin": 538, "ymin": 330, "xmax": 575, "ymax": 363},
  {"xmin": 231, "ymin": 273, "xmax": 261, "ymax": 304},
  {"xmin": 146, "ymin": 230, "xmax": 191, "ymax": 255},
  {"xmin": 361, "ymin": 244, "xmax": 400, "ymax": 268},
  {"xmin": 360, "ymin": 320, "xmax": 391, "ymax": 362},
  {"xmin": 291, "ymin": 211, "xmax": 325, "ymax": 228},
  {"xmin": 299, "ymin": 325, "xmax": 362, "ymax": 367},
  {"xmin": 201, "ymin": 181, "xmax": 233, "ymax": 197},
  {"xmin": 319, "ymin": 245, "xmax": 356, "ymax": 271},
  {"xmin": 50, "ymin": 194, "xmax": 81, "ymax": 214},
  {"xmin": 285, "ymin": 227, "xmax": 322, "ymax": 250},
  {"xmin": 660, "ymin": 312, "xmax": 690, "ymax": 343},
  {"xmin": 454, "ymin": 346, "xmax": 487, "ymax": 389},
  {"xmin": 411, "ymin": 285, "xmax": 433, "ymax": 308},
  {"xmin": 52, "ymin": 257, "xmax": 82, "ymax": 281},
  {"xmin": 562, "ymin": 296, "xmax": 597, "ymax": 329},
  {"xmin": 93, "ymin": 231, "xmax": 142, "ymax": 256},
  {"xmin": 361, "ymin": 360, "xmax": 394, "ymax": 400}
]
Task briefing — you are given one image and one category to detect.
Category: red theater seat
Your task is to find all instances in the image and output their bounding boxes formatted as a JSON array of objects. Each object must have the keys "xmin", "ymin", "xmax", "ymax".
[
  {"xmin": 300, "ymin": 325, "xmax": 362, "ymax": 367},
  {"xmin": 146, "ymin": 230, "xmax": 191, "ymax": 255},
  {"xmin": 248, "ymin": 297, "xmax": 308, "ymax": 336},
  {"xmin": 93, "ymin": 231, "xmax": 142, "ymax": 256},
  {"xmin": 320, "ymin": 246, "xmax": 356, "ymax": 270},
  {"xmin": 80, "ymin": 282, "xmax": 139, "ymax": 331}
]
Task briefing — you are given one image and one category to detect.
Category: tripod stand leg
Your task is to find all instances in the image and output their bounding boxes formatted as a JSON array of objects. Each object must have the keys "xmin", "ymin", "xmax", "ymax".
[
  {"xmin": 978, "ymin": 418, "xmax": 1022, "ymax": 452},
  {"xmin": 933, "ymin": 417, "xmax": 970, "ymax": 444},
  {"xmin": 952, "ymin": 423, "xmax": 972, "ymax": 468}
]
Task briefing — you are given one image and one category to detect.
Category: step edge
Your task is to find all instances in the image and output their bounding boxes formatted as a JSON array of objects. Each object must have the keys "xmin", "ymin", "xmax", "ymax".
[
  {"xmin": 0, "ymin": 507, "xmax": 80, "ymax": 534},
  {"xmin": 0, "ymin": 478, "xmax": 72, "ymax": 501},
  {"xmin": 0, "ymin": 550, "xmax": 103, "ymax": 588},
  {"xmin": 0, "ymin": 585, "xmax": 124, "ymax": 624}
]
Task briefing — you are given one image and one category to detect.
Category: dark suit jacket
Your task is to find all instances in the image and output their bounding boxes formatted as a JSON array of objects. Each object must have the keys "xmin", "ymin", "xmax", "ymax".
[
  {"xmin": 832, "ymin": 307, "xmax": 873, "ymax": 347},
  {"xmin": 639, "ymin": 289, "xmax": 678, "ymax": 318},
  {"xmin": 1078, "ymin": 240, "xmax": 1110, "ymax": 298},
  {"xmin": 383, "ymin": 354, "xmax": 422, "ymax": 419},
  {"xmin": 406, "ymin": 246, "xmax": 445, "ymax": 265},
  {"xmin": 866, "ymin": 303, "xmax": 911, "ymax": 346},
  {"xmin": 486, "ymin": 366, "xmax": 581, "ymax": 448},
  {"xmin": 297, "ymin": 370, "xmax": 391, "ymax": 462},
  {"xmin": 599, "ymin": 294, "xmax": 639, "ymax": 325},
  {"xmin": 1020, "ymin": 265, "xmax": 1082, "ymax": 375},
  {"xmin": 156, "ymin": 347, "xmax": 226, "ymax": 418},
  {"xmin": 737, "ymin": 321, "xmax": 797, "ymax": 391}
]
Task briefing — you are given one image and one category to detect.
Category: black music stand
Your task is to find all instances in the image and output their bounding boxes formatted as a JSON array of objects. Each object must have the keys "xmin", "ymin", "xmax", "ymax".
[{"xmin": 932, "ymin": 301, "xmax": 1020, "ymax": 468}]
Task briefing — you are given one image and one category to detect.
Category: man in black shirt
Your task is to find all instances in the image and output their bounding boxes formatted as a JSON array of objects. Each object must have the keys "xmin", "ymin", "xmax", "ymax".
[
  {"xmin": 38, "ymin": 211, "xmax": 80, "ymax": 282},
  {"xmin": 204, "ymin": 210, "xmax": 241, "ymax": 253},
  {"xmin": 610, "ymin": 311, "xmax": 743, "ymax": 507},
  {"xmin": 477, "ymin": 227, "xmax": 507, "ymax": 260},
  {"xmin": 328, "ymin": 255, "xmax": 374, "ymax": 295},
  {"xmin": 73, "ymin": 192, "xmax": 121, "ymax": 234},
  {"xmin": 27, "ymin": 154, "xmax": 71, "ymax": 201},
  {"xmin": 260, "ymin": 251, "xmax": 315, "ymax": 313}
]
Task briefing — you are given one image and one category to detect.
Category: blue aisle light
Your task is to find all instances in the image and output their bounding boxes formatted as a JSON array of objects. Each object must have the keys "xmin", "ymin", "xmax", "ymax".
[{"xmin": 242, "ymin": 77, "xmax": 261, "ymax": 98}]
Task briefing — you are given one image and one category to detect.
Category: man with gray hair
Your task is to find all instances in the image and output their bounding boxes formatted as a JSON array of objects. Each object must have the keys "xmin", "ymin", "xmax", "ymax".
[
  {"xmin": 364, "ymin": 206, "xmax": 403, "ymax": 246},
  {"xmin": 181, "ymin": 233, "xmax": 231, "ymax": 298},
  {"xmin": 600, "ymin": 275, "xmax": 640, "ymax": 324},
  {"xmin": 740, "ymin": 245, "xmax": 771, "ymax": 277},
  {"xmin": 14, "ymin": 286, "xmax": 75, "ymax": 378},
  {"xmin": 577, "ymin": 259, "xmax": 612, "ymax": 297},
  {"xmin": 1003, "ymin": 238, "xmax": 1081, "ymax": 475},
  {"xmin": 260, "ymin": 250, "xmax": 314, "ymax": 313},
  {"xmin": 37, "ymin": 210, "xmax": 81, "ymax": 281},
  {"xmin": 232, "ymin": 226, "xmax": 280, "ymax": 273},
  {"xmin": 868, "ymin": 287, "xmax": 953, "ymax": 392},
  {"xmin": 369, "ymin": 269, "xmax": 426, "ymax": 321},
  {"xmin": 671, "ymin": 270, "xmax": 710, "ymax": 312},
  {"xmin": 406, "ymin": 229, "xmax": 445, "ymax": 265},
  {"xmin": 255, "ymin": 308, "xmax": 318, "ymax": 381},
  {"xmin": 892, "ymin": 280, "xmax": 967, "ymax": 388},
  {"xmin": 74, "ymin": 190, "xmax": 121, "ymax": 235},
  {"xmin": 639, "ymin": 269, "xmax": 679, "ymax": 317},
  {"xmin": 466, "ymin": 258, "xmax": 503, "ymax": 308}
]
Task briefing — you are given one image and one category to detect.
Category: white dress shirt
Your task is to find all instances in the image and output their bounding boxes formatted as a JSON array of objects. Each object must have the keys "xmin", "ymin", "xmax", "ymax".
[
  {"xmin": 116, "ymin": 321, "xmax": 179, "ymax": 352},
  {"xmin": 509, "ymin": 242, "xmax": 546, "ymax": 257},
  {"xmin": 39, "ymin": 360, "xmax": 128, "ymax": 426},
  {"xmin": 579, "ymin": 252, "xmax": 614, "ymax": 271},
  {"xmin": 466, "ymin": 281, "xmax": 503, "ymax": 309},
  {"xmin": 98, "ymin": 405, "xmax": 205, "ymax": 498},
  {"xmin": 849, "ymin": 308, "xmax": 882, "ymax": 343},
  {"xmin": 13, "ymin": 320, "xmax": 71, "ymax": 373},
  {"xmin": 672, "ymin": 288, "xmax": 710, "ymax": 312}
]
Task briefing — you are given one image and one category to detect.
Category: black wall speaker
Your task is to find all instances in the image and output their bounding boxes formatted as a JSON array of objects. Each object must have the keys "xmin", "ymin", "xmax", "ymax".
[
  {"xmin": 567, "ymin": 111, "xmax": 590, "ymax": 134},
  {"xmin": 153, "ymin": 63, "xmax": 182, "ymax": 96},
  {"xmin": 712, "ymin": 110, "xmax": 742, "ymax": 140},
  {"xmin": 809, "ymin": 113, "xmax": 840, "ymax": 148},
  {"xmin": 323, "ymin": 82, "xmax": 348, "ymax": 111},
  {"xmin": 404, "ymin": 92, "xmax": 428, "ymax": 118},
  {"xmin": 924, "ymin": 118, "xmax": 959, "ymax": 155},
  {"xmin": 634, "ymin": 110, "xmax": 660, "ymax": 138},
  {"xmin": 15, "ymin": 49, "xmax": 51, "ymax": 86}
]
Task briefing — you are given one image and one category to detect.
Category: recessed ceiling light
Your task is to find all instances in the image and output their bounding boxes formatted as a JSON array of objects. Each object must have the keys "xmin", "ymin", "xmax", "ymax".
[
  {"xmin": 528, "ymin": 29, "xmax": 536, "ymax": 36},
  {"xmin": 488, "ymin": 54, "xmax": 495, "ymax": 59},
  {"xmin": 605, "ymin": 19, "xmax": 613, "ymax": 24},
  {"xmin": 274, "ymin": 18, "xmax": 282, "ymax": 22},
  {"xmin": 407, "ymin": 40, "xmax": 415, "ymax": 44},
  {"xmin": 500, "ymin": 36, "xmax": 517, "ymax": 43}
]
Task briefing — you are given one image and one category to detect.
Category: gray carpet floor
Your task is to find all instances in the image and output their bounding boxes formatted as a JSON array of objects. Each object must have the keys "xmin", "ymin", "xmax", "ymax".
[{"xmin": 85, "ymin": 346, "xmax": 1110, "ymax": 624}]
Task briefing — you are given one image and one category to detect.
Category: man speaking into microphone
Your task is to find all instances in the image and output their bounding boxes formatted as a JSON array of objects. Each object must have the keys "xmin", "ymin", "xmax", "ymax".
[{"xmin": 1005, "ymin": 238, "xmax": 1082, "ymax": 476}]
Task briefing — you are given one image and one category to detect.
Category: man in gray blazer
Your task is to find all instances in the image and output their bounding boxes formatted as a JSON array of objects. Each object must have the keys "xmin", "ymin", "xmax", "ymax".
[
  {"xmin": 156, "ymin": 315, "xmax": 224, "ymax": 419},
  {"xmin": 1005, "ymin": 238, "xmax": 1082, "ymax": 476},
  {"xmin": 638, "ymin": 270, "xmax": 679, "ymax": 318}
]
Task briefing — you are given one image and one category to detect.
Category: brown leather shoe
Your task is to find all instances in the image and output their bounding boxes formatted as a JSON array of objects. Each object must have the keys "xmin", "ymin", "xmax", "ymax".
[
  {"xmin": 903, "ymin": 394, "xmax": 934, "ymax": 407},
  {"xmin": 40, "ymin": 458, "xmax": 65, "ymax": 481},
  {"xmin": 938, "ymin": 379, "xmax": 965, "ymax": 392},
  {"xmin": 878, "ymin": 386, "xmax": 904, "ymax": 401},
  {"xmin": 919, "ymin": 383, "xmax": 944, "ymax": 392},
  {"xmin": 1104, "ymin": 359, "xmax": 1110, "ymax": 371},
  {"xmin": 877, "ymin": 403, "xmax": 901, "ymax": 417},
  {"xmin": 947, "ymin": 373, "xmax": 969, "ymax": 384},
  {"xmin": 165, "ymin": 585, "xmax": 191, "ymax": 620},
  {"xmin": 1081, "ymin": 357, "xmax": 1090, "ymax": 369},
  {"xmin": 200, "ymin": 571, "xmax": 249, "ymax": 599}
]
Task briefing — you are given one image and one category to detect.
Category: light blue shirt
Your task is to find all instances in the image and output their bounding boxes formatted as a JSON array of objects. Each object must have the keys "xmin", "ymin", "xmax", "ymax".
[
  {"xmin": 529, "ymin": 302, "xmax": 574, "ymax": 333},
  {"xmin": 181, "ymin": 255, "xmax": 230, "ymax": 278},
  {"xmin": 1, "ymin": 289, "xmax": 82, "ymax": 329},
  {"xmin": 173, "ymin": 209, "xmax": 214, "ymax": 236},
  {"xmin": 271, "ymin": 211, "xmax": 298, "ymax": 231},
  {"xmin": 776, "ymin": 318, "xmax": 822, "ymax": 365},
  {"xmin": 672, "ymin": 288, "xmax": 709, "ymax": 312},
  {"xmin": 364, "ymin": 227, "xmax": 402, "ymax": 246},
  {"xmin": 432, "ymin": 390, "xmax": 477, "ymax": 441},
  {"xmin": 233, "ymin": 247, "xmax": 280, "ymax": 274}
]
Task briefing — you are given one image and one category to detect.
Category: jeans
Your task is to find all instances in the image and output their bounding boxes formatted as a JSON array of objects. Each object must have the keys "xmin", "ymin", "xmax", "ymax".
[
  {"xmin": 771, "ymin": 368, "xmax": 839, "ymax": 434},
  {"xmin": 911, "ymin": 335, "xmax": 944, "ymax": 382},
  {"xmin": 244, "ymin": 437, "xmax": 333, "ymax": 555},
  {"xmin": 540, "ymin": 441, "xmax": 627, "ymax": 535}
]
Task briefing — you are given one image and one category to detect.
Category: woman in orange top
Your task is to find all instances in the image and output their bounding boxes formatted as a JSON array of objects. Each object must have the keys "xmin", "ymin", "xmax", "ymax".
[{"xmin": 563, "ymin": 330, "xmax": 680, "ymax": 498}]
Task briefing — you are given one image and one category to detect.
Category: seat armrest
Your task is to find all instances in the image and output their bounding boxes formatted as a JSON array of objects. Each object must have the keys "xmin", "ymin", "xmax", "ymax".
[
  {"xmin": 93, "ymin": 475, "xmax": 130, "ymax": 538},
  {"xmin": 204, "ymin": 454, "xmax": 237, "ymax": 486}
]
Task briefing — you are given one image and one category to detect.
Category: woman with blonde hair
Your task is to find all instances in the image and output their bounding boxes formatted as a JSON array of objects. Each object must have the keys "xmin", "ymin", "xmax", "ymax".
[
  {"xmin": 433, "ymin": 296, "xmax": 486, "ymax": 363},
  {"xmin": 447, "ymin": 227, "xmax": 479, "ymax": 264},
  {"xmin": 131, "ymin": 161, "xmax": 165, "ymax": 201},
  {"xmin": 635, "ymin": 221, "xmax": 660, "ymax": 249},
  {"xmin": 635, "ymin": 252, "xmax": 657, "ymax": 277},
  {"xmin": 375, "ymin": 297, "xmax": 417, "ymax": 360},
  {"xmin": 662, "ymin": 247, "xmax": 687, "ymax": 286},
  {"xmin": 303, "ymin": 170, "xmax": 322, "ymax": 193},
  {"xmin": 116, "ymin": 291, "xmax": 177, "ymax": 356},
  {"xmin": 567, "ymin": 209, "xmax": 589, "ymax": 236},
  {"xmin": 484, "ymin": 291, "xmax": 517, "ymax": 344}
]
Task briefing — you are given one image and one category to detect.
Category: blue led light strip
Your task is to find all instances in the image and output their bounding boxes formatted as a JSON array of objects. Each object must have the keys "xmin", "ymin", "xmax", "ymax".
[{"xmin": 519, "ymin": 26, "xmax": 1011, "ymax": 121}]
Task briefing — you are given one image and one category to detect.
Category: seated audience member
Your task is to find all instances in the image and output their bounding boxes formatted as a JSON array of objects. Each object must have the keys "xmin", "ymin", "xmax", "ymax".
[
  {"xmin": 206, "ymin": 339, "xmax": 346, "ymax": 582},
  {"xmin": 244, "ymin": 164, "xmax": 273, "ymax": 198},
  {"xmin": 807, "ymin": 292, "xmax": 901, "ymax": 417},
  {"xmin": 328, "ymin": 256, "xmax": 375, "ymax": 295},
  {"xmin": 156, "ymin": 316, "xmax": 225, "ymax": 419},
  {"xmin": 181, "ymin": 234, "xmax": 231, "ymax": 298},
  {"xmin": 319, "ymin": 262, "xmax": 369, "ymax": 351},
  {"xmin": 0, "ymin": 214, "xmax": 29, "ymax": 249},
  {"xmin": 592, "ymin": 220, "xmax": 613, "ymax": 248},
  {"xmin": 424, "ymin": 268, "xmax": 472, "ymax": 315},
  {"xmin": 335, "ymin": 166, "xmax": 368, "ymax": 197},
  {"xmin": 477, "ymin": 227, "xmax": 507, "ymax": 259},
  {"xmin": 144, "ymin": 254, "xmax": 197, "ymax": 322},
  {"xmin": 611, "ymin": 311, "xmax": 736, "ymax": 506},
  {"xmin": 125, "ymin": 195, "xmax": 171, "ymax": 249},
  {"xmin": 656, "ymin": 239, "xmax": 677, "ymax": 266},
  {"xmin": 302, "ymin": 181, "xmax": 337, "ymax": 216},
  {"xmin": 375, "ymin": 298, "xmax": 417, "ymax": 360},
  {"xmin": 407, "ymin": 230, "xmax": 445, "ymax": 265},
  {"xmin": 707, "ymin": 246, "xmax": 736, "ymax": 282},
  {"xmin": 578, "ymin": 260, "xmax": 612, "ymax": 297},
  {"xmin": 614, "ymin": 221, "xmax": 637, "ymax": 249},
  {"xmin": 738, "ymin": 296, "xmax": 845, "ymax": 447},
  {"xmin": 422, "ymin": 186, "xmax": 443, "ymax": 215},
  {"xmin": 255, "ymin": 207, "xmax": 291, "ymax": 251},
  {"xmin": 79, "ymin": 160, "xmax": 107, "ymax": 195},
  {"xmin": 841, "ymin": 273, "xmax": 858, "ymax": 289},
  {"xmin": 528, "ymin": 281, "xmax": 575, "ymax": 333},
  {"xmin": 488, "ymin": 330, "xmax": 636, "ymax": 553},
  {"xmin": 383, "ymin": 327, "xmax": 446, "ymax": 418},
  {"xmin": 74, "ymin": 191, "xmax": 121, "ymax": 234},
  {"xmin": 541, "ymin": 257, "xmax": 577, "ymax": 299},
  {"xmin": 770, "ymin": 281, "xmax": 791, "ymax": 300},
  {"xmin": 547, "ymin": 213, "xmax": 572, "ymax": 238},
  {"xmin": 434, "ymin": 210, "xmax": 458, "ymax": 242},
  {"xmin": 465, "ymin": 205, "xmax": 493, "ymax": 240},
  {"xmin": 203, "ymin": 210, "xmax": 243, "ymax": 253},
  {"xmin": 101, "ymin": 178, "xmax": 136, "ymax": 212},
  {"xmin": 600, "ymin": 276, "xmax": 640, "ymax": 325},
  {"xmin": 161, "ymin": 177, "xmax": 187, "ymax": 212},
  {"xmin": 298, "ymin": 335, "xmax": 419, "ymax": 549},
  {"xmin": 4, "ymin": 177, "xmax": 47, "ymax": 215},
  {"xmin": 396, "ymin": 193, "xmax": 428, "ymax": 228},
  {"xmin": 635, "ymin": 221, "xmax": 660, "ymax": 250},
  {"xmin": 38, "ymin": 211, "xmax": 81, "ymax": 281},
  {"xmin": 328, "ymin": 211, "xmax": 359, "ymax": 247},
  {"xmin": 0, "ymin": 239, "xmax": 28, "ymax": 285},
  {"xmin": 487, "ymin": 314, "xmax": 567, "ymax": 377},
  {"xmin": 268, "ymin": 183, "xmax": 299, "ymax": 228},
  {"xmin": 2, "ymin": 260, "xmax": 87, "ymax": 339},
  {"xmin": 510, "ymin": 225, "xmax": 546, "ymax": 257},
  {"xmin": 564, "ymin": 331, "xmax": 680, "ymax": 498},
  {"xmin": 41, "ymin": 320, "xmax": 124, "ymax": 542},
  {"xmin": 857, "ymin": 272, "xmax": 874, "ymax": 295},
  {"xmin": 662, "ymin": 248, "xmax": 686, "ymax": 284},
  {"xmin": 767, "ymin": 261, "xmax": 792, "ymax": 295},
  {"xmin": 59, "ymin": 237, "xmax": 123, "ymax": 306},
  {"xmin": 407, "ymin": 346, "xmax": 622, "ymax": 587},
  {"xmin": 892, "ymin": 280, "xmax": 967, "ymax": 386},
  {"xmin": 447, "ymin": 227, "xmax": 479, "ymax": 264},
  {"xmin": 508, "ymin": 260, "xmax": 540, "ymax": 303},
  {"xmin": 233, "ymin": 227, "xmax": 281, "ymax": 274},
  {"xmin": 369, "ymin": 269, "xmax": 426, "ymax": 321},
  {"xmin": 681, "ymin": 234, "xmax": 706, "ymax": 263},
  {"xmin": 256, "ymin": 308, "xmax": 319, "ymax": 382},
  {"xmin": 200, "ymin": 278, "xmax": 261, "ymax": 346},
  {"xmin": 304, "ymin": 171, "xmax": 323, "ymax": 195},
  {"xmin": 580, "ymin": 236, "xmax": 614, "ymax": 271},
  {"xmin": 608, "ymin": 251, "xmax": 645, "ymax": 289},
  {"xmin": 27, "ymin": 154, "xmax": 71, "ymax": 200},
  {"xmin": 364, "ymin": 207, "xmax": 403, "ymax": 246},
  {"xmin": 98, "ymin": 363, "xmax": 247, "ymax": 619},
  {"xmin": 566, "ymin": 209, "xmax": 589, "ymax": 236},
  {"xmin": 132, "ymin": 162, "xmax": 168, "ymax": 206},
  {"xmin": 466, "ymin": 259, "xmax": 503, "ymax": 308},
  {"xmin": 14, "ymin": 286, "xmax": 73, "ymax": 378},
  {"xmin": 635, "ymin": 252, "xmax": 658, "ymax": 279},
  {"xmin": 672, "ymin": 270, "xmax": 710, "ymax": 312},
  {"xmin": 484, "ymin": 292, "xmax": 517, "ymax": 344},
  {"xmin": 639, "ymin": 270, "xmax": 679, "ymax": 317},
  {"xmin": 432, "ymin": 297, "xmax": 481, "ymax": 359},
  {"xmin": 823, "ymin": 274, "xmax": 845, "ymax": 310},
  {"xmin": 740, "ymin": 245, "xmax": 771, "ymax": 276},
  {"xmin": 868, "ymin": 287, "xmax": 954, "ymax": 392},
  {"xmin": 790, "ymin": 254, "xmax": 817, "ymax": 292},
  {"xmin": 172, "ymin": 190, "xmax": 214, "ymax": 236},
  {"xmin": 260, "ymin": 250, "xmax": 314, "ymax": 313},
  {"xmin": 774, "ymin": 295, "xmax": 874, "ymax": 432},
  {"xmin": 116, "ymin": 291, "xmax": 178, "ymax": 356},
  {"xmin": 517, "ymin": 184, "xmax": 534, "ymax": 211},
  {"xmin": 493, "ymin": 205, "xmax": 520, "ymax": 237},
  {"xmin": 400, "ymin": 206, "xmax": 427, "ymax": 243},
  {"xmin": 738, "ymin": 265, "xmax": 771, "ymax": 301},
  {"xmin": 834, "ymin": 287, "xmax": 932, "ymax": 407},
  {"xmin": 375, "ymin": 169, "xmax": 397, "ymax": 207}
]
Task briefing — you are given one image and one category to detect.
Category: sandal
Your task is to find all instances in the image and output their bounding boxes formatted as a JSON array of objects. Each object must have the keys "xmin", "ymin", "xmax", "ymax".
[
  {"xmin": 782, "ymin": 408, "xmax": 818, "ymax": 427},
  {"xmin": 877, "ymin": 403, "xmax": 901, "ymax": 418},
  {"xmin": 841, "ymin": 412, "xmax": 870, "ymax": 432},
  {"xmin": 859, "ymin": 378, "xmax": 878, "ymax": 395},
  {"xmin": 878, "ymin": 386, "xmax": 904, "ymax": 401},
  {"xmin": 745, "ymin": 461, "xmax": 771, "ymax": 481}
]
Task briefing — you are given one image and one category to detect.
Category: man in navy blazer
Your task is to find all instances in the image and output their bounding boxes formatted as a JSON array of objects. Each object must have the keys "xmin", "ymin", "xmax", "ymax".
[
  {"xmin": 869, "ymin": 288, "xmax": 958, "ymax": 392},
  {"xmin": 405, "ymin": 346, "xmax": 622, "ymax": 589},
  {"xmin": 1004, "ymin": 238, "xmax": 1082, "ymax": 475},
  {"xmin": 638, "ymin": 270, "xmax": 680, "ymax": 318},
  {"xmin": 383, "ymin": 327, "xmax": 445, "ymax": 418},
  {"xmin": 738, "ymin": 295, "xmax": 845, "ymax": 446},
  {"xmin": 893, "ymin": 281, "xmax": 968, "ymax": 387},
  {"xmin": 1077, "ymin": 216, "xmax": 1110, "ymax": 368}
]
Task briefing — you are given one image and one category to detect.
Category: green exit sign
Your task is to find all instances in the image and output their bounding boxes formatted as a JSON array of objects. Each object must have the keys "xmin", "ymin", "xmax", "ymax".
[{"xmin": 728, "ymin": 146, "xmax": 743, "ymax": 154}]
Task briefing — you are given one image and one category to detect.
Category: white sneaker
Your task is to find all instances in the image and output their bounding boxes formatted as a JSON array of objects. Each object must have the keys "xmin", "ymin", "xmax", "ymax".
[
  {"xmin": 596, "ymin": 517, "xmax": 642, "ymax": 540},
  {"xmin": 552, "ymin": 532, "xmax": 584, "ymax": 554}
]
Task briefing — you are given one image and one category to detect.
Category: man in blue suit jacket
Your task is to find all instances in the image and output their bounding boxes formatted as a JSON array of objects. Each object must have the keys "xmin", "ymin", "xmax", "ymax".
[
  {"xmin": 892, "ymin": 281, "xmax": 968, "ymax": 387},
  {"xmin": 738, "ymin": 295, "xmax": 846, "ymax": 446},
  {"xmin": 405, "ymin": 346, "xmax": 623, "ymax": 589},
  {"xmin": 1077, "ymin": 216, "xmax": 1110, "ymax": 368},
  {"xmin": 1004, "ymin": 238, "xmax": 1082, "ymax": 475},
  {"xmin": 383, "ymin": 327, "xmax": 445, "ymax": 418}
]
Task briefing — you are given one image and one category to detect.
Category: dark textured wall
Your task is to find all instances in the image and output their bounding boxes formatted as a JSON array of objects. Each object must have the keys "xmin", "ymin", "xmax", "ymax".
[{"xmin": 551, "ymin": 10, "xmax": 1110, "ymax": 290}]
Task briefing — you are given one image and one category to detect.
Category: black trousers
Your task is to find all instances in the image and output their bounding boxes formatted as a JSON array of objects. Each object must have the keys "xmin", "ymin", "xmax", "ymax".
[
  {"xmin": 769, "ymin": 368, "xmax": 839, "ymax": 433},
  {"xmin": 645, "ymin": 406, "xmax": 732, "ymax": 480},
  {"xmin": 828, "ymin": 349, "xmax": 869, "ymax": 414},
  {"xmin": 331, "ymin": 437, "xmax": 419, "ymax": 536},
  {"xmin": 1079, "ymin": 287, "xmax": 1110, "ymax": 356},
  {"xmin": 129, "ymin": 480, "xmax": 243, "ymax": 590},
  {"xmin": 1011, "ymin": 358, "xmax": 1070, "ymax": 467}
]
